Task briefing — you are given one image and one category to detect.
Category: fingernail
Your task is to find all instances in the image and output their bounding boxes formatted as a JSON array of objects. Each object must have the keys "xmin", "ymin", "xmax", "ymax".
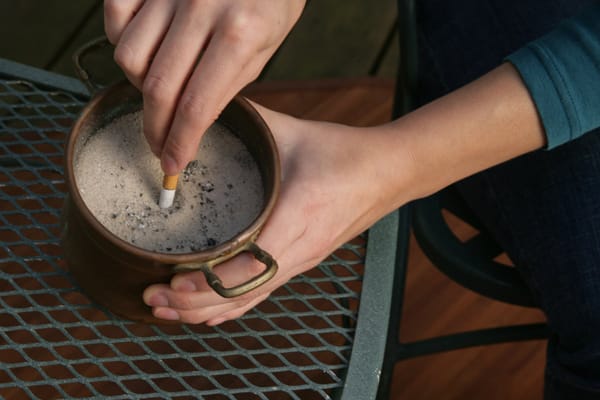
[{"xmin": 148, "ymin": 294, "xmax": 168, "ymax": 307}]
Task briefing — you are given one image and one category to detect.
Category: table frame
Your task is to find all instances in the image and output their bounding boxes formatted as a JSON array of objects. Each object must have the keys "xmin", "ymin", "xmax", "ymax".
[{"xmin": 0, "ymin": 58, "xmax": 407, "ymax": 400}]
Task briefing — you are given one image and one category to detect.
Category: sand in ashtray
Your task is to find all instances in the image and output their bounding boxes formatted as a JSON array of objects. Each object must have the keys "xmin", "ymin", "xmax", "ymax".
[{"xmin": 74, "ymin": 111, "xmax": 264, "ymax": 253}]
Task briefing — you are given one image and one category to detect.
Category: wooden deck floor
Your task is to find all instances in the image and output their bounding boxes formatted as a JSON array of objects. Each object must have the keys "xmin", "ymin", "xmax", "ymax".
[{"xmin": 0, "ymin": 1, "xmax": 398, "ymax": 81}]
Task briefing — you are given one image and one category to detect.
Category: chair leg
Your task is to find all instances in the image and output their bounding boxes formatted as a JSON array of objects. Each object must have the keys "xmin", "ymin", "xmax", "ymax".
[
  {"xmin": 393, "ymin": 323, "xmax": 548, "ymax": 361},
  {"xmin": 375, "ymin": 204, "xmax": 549, "ymax": 399}
]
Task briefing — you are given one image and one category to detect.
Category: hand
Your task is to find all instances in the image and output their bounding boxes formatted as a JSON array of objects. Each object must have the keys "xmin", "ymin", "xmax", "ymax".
[
  {"xmin": 104, "ymin": 0, "xmax": 305, "ymax": 174},
  {"xmin": 142, "ymin": 102, "xmax": 410, "ymax": 324},
  {"xmin": 141, "ymin": 61, "xmax": 546, "ymax": 325}
]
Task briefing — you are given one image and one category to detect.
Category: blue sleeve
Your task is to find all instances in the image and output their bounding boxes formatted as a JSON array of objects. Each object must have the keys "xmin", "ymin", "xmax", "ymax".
[{"xmin": 506, "ymin": 3, "xmax": 600, "ymax": 149}]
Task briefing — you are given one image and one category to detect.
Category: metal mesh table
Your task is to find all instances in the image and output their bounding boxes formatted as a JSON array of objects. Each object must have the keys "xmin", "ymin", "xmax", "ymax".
[{"xmin": 0, "ymin": 59, "xmax": 402, "ymax": 400}]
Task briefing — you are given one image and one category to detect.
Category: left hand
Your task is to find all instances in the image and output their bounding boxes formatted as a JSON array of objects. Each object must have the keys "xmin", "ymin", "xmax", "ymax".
[
  {"xmin": 142, "ymin": 61, "xmax": 548, "ymax": 324},
  {"xmin": 142, "ymin": 102, "xmax": 409, "ymax": 324}
]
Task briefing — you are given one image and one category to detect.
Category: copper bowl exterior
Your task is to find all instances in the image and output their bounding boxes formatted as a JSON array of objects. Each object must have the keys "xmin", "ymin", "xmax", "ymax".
[{"xmin": 61, "ymin": 81, "xmax": 280, "ymax": 323}]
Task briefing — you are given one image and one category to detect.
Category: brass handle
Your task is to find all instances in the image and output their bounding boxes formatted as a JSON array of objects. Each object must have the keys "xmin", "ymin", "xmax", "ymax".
[
  {"xmin": 72, "ymin": 36, "xmax": 112, "ymax": 94},
  {"xmin": 174, "ymin": 242, "xmax": 278, "ymax": 298}
]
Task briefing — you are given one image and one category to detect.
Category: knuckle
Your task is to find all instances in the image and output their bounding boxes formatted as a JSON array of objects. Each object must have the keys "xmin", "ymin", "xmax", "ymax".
[
  {"xmin": 178, "ymin": 92, "xmax": 208, "ymax": 122},
  {"xmin": 142, "ymin": 74, "xmax": 173, "ymax": 105},
  {"xmin": 113, "ymin": 43, "xmax": 136, "ymax": 71},
  {"xmin": 222, "ymin": 9, "xmax": 260, "ymax": 47}
]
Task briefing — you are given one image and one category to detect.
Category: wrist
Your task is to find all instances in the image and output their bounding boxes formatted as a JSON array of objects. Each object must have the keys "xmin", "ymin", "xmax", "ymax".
[{"xmin": 378, "ymin": 63, "xmax": 546, "ymax": 204}]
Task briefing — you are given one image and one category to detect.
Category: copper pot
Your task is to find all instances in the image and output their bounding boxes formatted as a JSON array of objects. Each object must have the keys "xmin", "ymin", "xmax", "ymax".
[{"xmin": 61, "ymin": 38, "xmax": 280, "ymax": 323}]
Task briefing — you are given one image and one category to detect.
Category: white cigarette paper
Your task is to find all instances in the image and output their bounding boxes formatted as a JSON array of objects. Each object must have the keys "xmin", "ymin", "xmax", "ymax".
[
  {"xmin": 159, "ymin": 175, "xmax": 179, "ymax": 208},
  {"xmin": 159, "ymin": 189, "xmax": 176, "ymax": 208}
]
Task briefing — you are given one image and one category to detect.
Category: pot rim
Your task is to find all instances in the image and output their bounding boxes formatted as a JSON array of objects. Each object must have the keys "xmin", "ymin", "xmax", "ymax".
[{"xmin": 64, "ymin": 82, "xmax": 281, "ymax": 266}]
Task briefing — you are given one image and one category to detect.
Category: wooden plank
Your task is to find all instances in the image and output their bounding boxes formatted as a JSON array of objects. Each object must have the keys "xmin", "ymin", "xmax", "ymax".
[
  {"xmin": 47, "ymin": 3, "xmax": 126, "ymax": 88},
  {"xmin": 392, "ymin": 217, "xmax": 545, "ymax": 400},
  {"xmin": 47, "ymin": 2, "xmax": 112, "ymax": 79},
  {"xmin": 1, "ymin": 1, "xmax": 397, "ymax": 82},
  {"xmin": 0, "ymin": 1, "xmax": 97, "ymax": 69},
  {"xmin": 263, "ymin": 0, "xmax": 398, "ymax": 80},
  {"xmin": 375, "ymin": 25, "xmax": 399, "ymax": 78},
  {"xmin": 243, "ymin": 77, "xmax": 394, "ymax": 125},
  {"xmin": 50, "ymin": 3, "xmax": 397, "ymax": 82}
]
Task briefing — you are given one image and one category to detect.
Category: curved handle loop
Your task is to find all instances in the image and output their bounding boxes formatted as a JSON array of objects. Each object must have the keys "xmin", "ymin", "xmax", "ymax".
[
  {"xmin": 72, "ymin": 36, "xmax": 112, "ymax": 95},
  {"xmin": 174, "ymin": 242, "xmax": 278, "ymax": 298}
]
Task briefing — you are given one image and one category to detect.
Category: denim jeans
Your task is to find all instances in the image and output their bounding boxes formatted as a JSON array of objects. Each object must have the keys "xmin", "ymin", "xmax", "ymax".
[{"xmin": 412, "ymin": 0, "xmax": 600, "ymax": 397}]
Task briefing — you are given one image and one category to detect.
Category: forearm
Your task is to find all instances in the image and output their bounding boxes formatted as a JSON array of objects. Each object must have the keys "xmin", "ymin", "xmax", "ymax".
[
  {"xmin": 372, "ymin": 3, "xmax": 600, "ymax": 211},
  {"xmin": 370, "ymin": 62, "xmax": 545, "ymax": 211}
]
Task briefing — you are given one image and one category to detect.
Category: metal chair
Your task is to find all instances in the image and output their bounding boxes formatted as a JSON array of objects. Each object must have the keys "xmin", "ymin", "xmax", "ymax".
[{"xmin": 376, "ymin": 1, "xmax": 549, "ymax": 397}]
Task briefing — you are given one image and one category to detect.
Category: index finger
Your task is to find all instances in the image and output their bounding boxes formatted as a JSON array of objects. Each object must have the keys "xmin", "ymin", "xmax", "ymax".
[
  {"xmin": 159, "ymin": 31, "xmax": 255, "ymax": 175},
  {"xmin": 104, "ymin": 0, "xmax": 144, "ymax": 44}
]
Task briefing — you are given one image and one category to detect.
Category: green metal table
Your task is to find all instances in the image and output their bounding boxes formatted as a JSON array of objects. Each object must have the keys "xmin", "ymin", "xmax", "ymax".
[{"xmin": 0, "ymin": 58, "xmax": 406, "ymax": 399}]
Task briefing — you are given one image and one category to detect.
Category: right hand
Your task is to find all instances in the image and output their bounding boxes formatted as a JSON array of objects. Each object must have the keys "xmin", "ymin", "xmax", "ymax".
[{"xmin": 104, "ymin": 0, "xmax": 306, "ymax": 175}]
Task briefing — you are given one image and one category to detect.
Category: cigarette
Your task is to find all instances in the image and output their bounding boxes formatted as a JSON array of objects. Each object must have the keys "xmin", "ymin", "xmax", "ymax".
[{"xmin": 159, "ymin": 174, "xmax": 179, "ymax": 208}]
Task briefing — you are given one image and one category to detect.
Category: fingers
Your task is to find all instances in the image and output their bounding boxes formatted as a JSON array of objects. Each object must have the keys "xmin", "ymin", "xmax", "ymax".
[
  {"xmin": 142, "ymin": 205, "xmax": 313, "ymax": 325},
  {"xmin": 150, "ymin": 289, "xmax": 270, "ymax": 325},
  {"xmin": 143, "ymin": 226, "xmax": 296, "ymax": 324},
  {"xmin": 145, "ymin": 252, "xmax": 269, "ymax": 305},
  {"xmin": 159, "ymin": 23, "xmax": 261, "ymax": 174},
  {"xmin": 106, "ymin": 0, "xmax": 301, "ymax": 174},
  {"xmin": 161, "ymin": 50, "xmax": 267, "ymax": 171},
  {"xmin": 141, "ymin": 3, "xmax": 214, "ymax": 157},
  {"xmin": 112, "ymin": 0, "xmax": 176, "ymax": 89},
  {"xmin": 104, "ymin": 0, "xmax": 144, "ymax": 44},
  {"xmin": 143, "ymin": 253, "xmax": 276, "ymax": 324}
]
